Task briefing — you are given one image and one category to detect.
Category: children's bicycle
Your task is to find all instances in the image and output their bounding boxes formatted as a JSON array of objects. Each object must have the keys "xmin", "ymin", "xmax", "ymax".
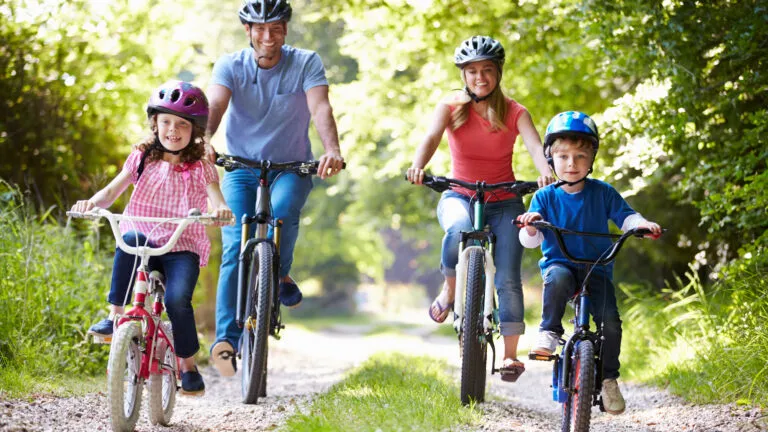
[
  {"xmin": 522, "ymin": 220, "xmax": 663, "ymax": 432},
  {"xmin": 67, "ymin": 208, "xmax": 231, "ymax": 432},
  {"xmin": 215, "ymin": 154, "xmax": 344, "ymax": 404},
  {"xmin": 412, "ymin": 174, "xmax": 538, "ymax": 405}
]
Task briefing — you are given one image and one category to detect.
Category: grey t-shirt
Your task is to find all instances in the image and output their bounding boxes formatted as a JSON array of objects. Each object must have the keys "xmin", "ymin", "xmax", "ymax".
[{"xmin": 210, "ymin": 45, "xmax": 328, "ymax": 162}]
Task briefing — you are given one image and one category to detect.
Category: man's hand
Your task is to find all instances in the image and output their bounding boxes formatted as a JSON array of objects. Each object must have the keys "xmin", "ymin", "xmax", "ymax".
[
  {"xmin": 204, "ymin": 143, "xmax": 217, "ymax": 164},
  {"xmin": 317, "ymin": 151, "xmax": 344, "ymax": 179}
]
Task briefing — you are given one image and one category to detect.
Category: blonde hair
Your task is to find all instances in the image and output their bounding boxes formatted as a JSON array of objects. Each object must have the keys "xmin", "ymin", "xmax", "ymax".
[
  {"xmin": 550, "ymin": 137, "xmax": 596, "ymax": 158},
  {"xmin": 135, "ymin": 114, "xmax": 207, "ymax": 164},
  {"xmin": 450, "ymin": 68, "xmax": 508, "ymax": 132}
]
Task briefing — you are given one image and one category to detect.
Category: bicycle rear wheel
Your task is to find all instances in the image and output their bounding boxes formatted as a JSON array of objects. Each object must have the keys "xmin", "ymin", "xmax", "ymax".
[
  {"xmin": 241, "ymin": 241, "xmax": 274, "ymax": 404},
  {"xmin": 148, "ymin": 338, "xmax": 176, "ymax": 426},
  {"xmin": 107, "ymin": 321, "xmax": 144, "ymax": 432},
  {"xmin": 561, "ymin": 341, "xmax": 595, "ymax": 432},
  {"xmin": 460, "ymin": 248, "xmax": 487, "ymax": 405}
]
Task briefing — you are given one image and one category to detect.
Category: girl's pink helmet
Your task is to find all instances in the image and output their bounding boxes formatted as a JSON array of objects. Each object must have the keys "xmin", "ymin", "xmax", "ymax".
[{"xmin": 146, "ymin": 81, "xmax": 209, "ymax": 128}]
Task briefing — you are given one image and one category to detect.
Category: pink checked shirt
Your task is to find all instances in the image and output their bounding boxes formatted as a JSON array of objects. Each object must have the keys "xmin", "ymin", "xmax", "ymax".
[{"xmin": 120, "ymin": 150, "xmax": 219, "ymax": 266}]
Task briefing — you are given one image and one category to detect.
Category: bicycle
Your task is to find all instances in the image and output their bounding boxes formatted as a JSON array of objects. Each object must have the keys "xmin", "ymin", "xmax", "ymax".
[
  {"xmin": 67, "ymin": 207, "xmax": 232, "ymax": 432},
  {"xmin": 410, "ymin": 174, "xmax": 538, "ymax": 405},
  {"xmin": 520, "ymin": 220, "xmax": 663, "ymax": 432},
  {"xmin": 215, "ymin": 153, "xmax": 345, "ymax": 404}
]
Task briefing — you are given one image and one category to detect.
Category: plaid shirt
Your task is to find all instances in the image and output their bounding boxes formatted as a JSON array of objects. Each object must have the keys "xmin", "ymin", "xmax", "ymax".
[{"xmin": 120, "ymin": 150, "xmax": 219, "ymax": 266}]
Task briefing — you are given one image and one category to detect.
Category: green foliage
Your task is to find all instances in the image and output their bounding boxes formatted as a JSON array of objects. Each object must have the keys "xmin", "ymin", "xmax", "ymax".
[
  {"xmin": 281, "ymin": 352, "xmax": 481, "ymax": 431},
  {"xmin": 0, "ymin": 184, "xmax": 111, "ymax": 395}
]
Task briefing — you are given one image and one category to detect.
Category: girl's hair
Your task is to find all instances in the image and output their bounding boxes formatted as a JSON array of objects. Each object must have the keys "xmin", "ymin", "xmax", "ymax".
[
  {"xmin": 450, "ymin": 81, "xmax": 509, "ymax": 132},
  {"xmin": 135, "ymin": 114, "xmax": 206, "ymax": 163},
  {"xmin": 551, "ymin": 136, "xmax": 596, "ymax": 158}
]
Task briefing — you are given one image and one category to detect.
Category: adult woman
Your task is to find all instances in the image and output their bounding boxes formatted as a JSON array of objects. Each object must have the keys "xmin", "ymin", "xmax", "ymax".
[{"xmin": 406, "ymin": 35, "xmax": 554, "ymax": 382}]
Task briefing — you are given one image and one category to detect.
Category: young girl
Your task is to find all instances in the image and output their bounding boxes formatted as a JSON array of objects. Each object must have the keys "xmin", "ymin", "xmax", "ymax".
[{"xmin": 71, "ymin": 81, "xmax": 232, "ymax": 396}]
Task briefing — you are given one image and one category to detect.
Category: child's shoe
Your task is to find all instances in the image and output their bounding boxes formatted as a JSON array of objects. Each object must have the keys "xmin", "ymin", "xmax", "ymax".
[
  {"xmin": 279, "ymin": 280, "xmax": 303, "ymax": 308},
  {"xmin": 180, "ymin": 367, "xmax": 205, "ymax": 396},
  {"xmin": 530, "ymin": 330, "xmax": 559, "ymax": 356},
  {"xmin": 601, "ymin": 378, "xmax": 626, "ymax": 415},
  {"xmin": 87, "ymin": 318, "xmax": 114, "ymax": 342}
]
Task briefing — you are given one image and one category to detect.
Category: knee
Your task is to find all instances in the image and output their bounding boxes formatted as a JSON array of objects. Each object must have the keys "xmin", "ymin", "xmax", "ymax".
[
  {"xmin": 543, "ymin": 266, "xmax": 573, "ymax": 296},
  {"xmin": 121, "ymin": 231, "xmax": 147, "ymax": 245}
]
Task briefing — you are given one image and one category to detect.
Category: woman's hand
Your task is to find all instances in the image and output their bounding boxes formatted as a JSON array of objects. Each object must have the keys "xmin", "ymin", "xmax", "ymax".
[
  {"xmin": 406, "ymin": 167, "xmax": 426, "ymax": 185},
  {"xmin": 71, "ymin": 200, "xmax": 95, "ymax": 213},
  {"xmin": 537, "ymin": 174, "xmax": 556, "ymax": 188}
]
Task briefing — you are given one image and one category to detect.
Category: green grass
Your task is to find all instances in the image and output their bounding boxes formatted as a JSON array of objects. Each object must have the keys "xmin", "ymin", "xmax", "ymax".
[{"xmin": 281, "ymin": 353, "xmax": 481, "ymax": 432}]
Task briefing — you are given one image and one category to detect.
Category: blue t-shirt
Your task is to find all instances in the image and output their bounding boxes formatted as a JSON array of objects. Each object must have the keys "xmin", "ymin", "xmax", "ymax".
[
  {"xmin": 210, "ymin": 45, "xmax": 328, "ymax": 162},
  {"xmin": 528, "ymin": 179, "xmax": 637, "ymax": 277}
]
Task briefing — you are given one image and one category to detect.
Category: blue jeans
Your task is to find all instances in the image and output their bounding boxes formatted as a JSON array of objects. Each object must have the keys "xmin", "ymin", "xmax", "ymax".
[
  {"xmin": 540, "ymin": 264, "xmax": 623, "ymax": 379},
  {"xmin": 108, "ymin": 231, "xmax": 201, "ymax": 358},
  {"xmin": 436, "ymin": 191, "xmax": 527, "ymax": 336},
  {"xmin": 215, "ymin": 168, "xmax": 313, "ymax": 350}
]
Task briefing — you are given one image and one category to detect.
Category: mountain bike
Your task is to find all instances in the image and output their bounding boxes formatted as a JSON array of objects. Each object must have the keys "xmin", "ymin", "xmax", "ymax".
[
  {"xmin": 521, "ymin": 220, "xmax": 663, "ymax": 432},
  {"xmin": 411, "ymin": 174, "xmax": 538, "ymax": 405},
  {"xmin": 67, "ymin": 208, "xmax": 231, "ymax": 432},
  {"xmin": 215, "ymin": 153, "xmax": 344, "ymax": 404}
]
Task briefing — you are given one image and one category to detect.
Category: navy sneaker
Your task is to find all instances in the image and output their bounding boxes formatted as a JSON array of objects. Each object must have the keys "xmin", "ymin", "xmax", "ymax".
[
  {"xmin": 180, "ymin": 367, "xmax": 205, "ymax": 396},
  {"xmin": 279, "ymin": 281, "xmax": 303, "ymax": 308},
  {"xmin": 88, "ymin": 318, "xmax": 114, "ymax": 337}
]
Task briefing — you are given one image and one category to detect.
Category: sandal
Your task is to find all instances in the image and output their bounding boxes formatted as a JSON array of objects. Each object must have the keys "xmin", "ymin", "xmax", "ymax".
[
  {"xmin": 211, "ymin": 340, "xmax": 237, "ymax": 377},
  {"xmin": 428, "ymin": 292, "xmax": 454, "ymax": 323},
  {"xmin": 499, "ymin": 358, "xmax": 525, "ymax": 383}
]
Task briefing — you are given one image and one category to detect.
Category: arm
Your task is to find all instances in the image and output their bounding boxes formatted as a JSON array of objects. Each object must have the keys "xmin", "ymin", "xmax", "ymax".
[
  {"xmin": 406, "ymin": 103, "xmax": 451, "ymax": 185},
  {"xmin": 70, "ymin": 170, "xmax": 132, "ymax": 213},
  {"xmin": 204, "ymin": 84, "xmax": 232, "ymax": 163},
  {"xmin": 205, "ymin": 182, "xmax": 233, "ymax": 226},
  {"xmin": 306, "ymin": 85, "xmax": 344, "ymax": 180},
  {"xmin": 517, "ymin": 111, "xmax": 554, "ymax": 187},
  {"xmin": 517, "ymin": 211, "xmax": 545, "ymax": 248}
]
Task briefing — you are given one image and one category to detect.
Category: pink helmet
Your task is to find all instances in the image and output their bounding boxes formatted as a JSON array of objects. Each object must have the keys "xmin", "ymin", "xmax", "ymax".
[{"xmin": 146, "ymin": 81, "xmax": 209, "ymax": 128}]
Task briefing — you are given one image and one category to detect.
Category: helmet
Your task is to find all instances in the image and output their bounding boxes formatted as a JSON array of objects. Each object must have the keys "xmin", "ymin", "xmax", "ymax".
[
  {"xmin": 454, "ymin": 35, "xmax": 505, "ymax": 70},
  {"xmin": 146, "ymin": 81, "xmax": 209, "ymax": 129},
  {"xmin": 543, "ymin": 111, "xmax": 599, "ymax": 157},
  {"xmin": 239, "ymin": 0, "xmax": 292, "ymax": 24}
]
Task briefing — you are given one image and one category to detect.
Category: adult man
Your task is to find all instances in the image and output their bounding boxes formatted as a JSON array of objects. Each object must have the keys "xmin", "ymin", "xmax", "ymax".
[{"xmin": 206, "ymin": 0, "xmax": 344, "ymax": 376}]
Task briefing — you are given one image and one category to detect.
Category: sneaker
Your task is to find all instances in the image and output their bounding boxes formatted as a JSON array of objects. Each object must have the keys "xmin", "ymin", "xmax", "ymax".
[
  {"xmin": 601, "ymin": 378, "xmax": 626, "ymax": 415},
  {"xmin": 211, "ymin": 340, "xmax": 237, "ymax": 377},
  {"xmin": 531, "ymin": 330, "xmax": 559, "ymax": 356},
  {"xmin": 278, "ymin": 280, "xmax": 303, "ymax": 308},
  {"xmin": 87, "ymin": 318, "xmax": 114, "ymax": 337},
  {"xmin": 180, "ymin": 367, "xmax": 205, "ymax": 396}
]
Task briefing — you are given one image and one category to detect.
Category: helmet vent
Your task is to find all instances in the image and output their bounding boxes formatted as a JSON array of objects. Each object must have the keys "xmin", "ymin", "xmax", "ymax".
[
  {"xmin": 159, "ymin": 90, "xmax": 166, "ymax": 99},
  {"xmin": 170, "ymin": 89, "xmax": 181, "ymax": 102},
  {"xmin": 184, "ymin": 96, "xmax": 196, "ymax": 107}
]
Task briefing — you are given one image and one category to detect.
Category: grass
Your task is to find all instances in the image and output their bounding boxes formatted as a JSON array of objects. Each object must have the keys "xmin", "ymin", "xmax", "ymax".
[{"xmin": 281, "ymin": 353, "xmax": 481, "ymax": 432}]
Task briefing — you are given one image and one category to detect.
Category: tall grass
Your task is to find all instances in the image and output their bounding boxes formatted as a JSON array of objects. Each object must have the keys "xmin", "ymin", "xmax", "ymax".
[{"xmin": 0, "ymin": 186, "xmax": 111, "ymax": 397}]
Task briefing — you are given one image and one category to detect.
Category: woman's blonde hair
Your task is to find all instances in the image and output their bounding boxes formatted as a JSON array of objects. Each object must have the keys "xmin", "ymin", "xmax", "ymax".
[
  {"xmin": 450, "ymin": 69, "xmax": 508, "ymax": 132},
  {"xmin": 135, "ymin": 114, "xmax": 206, "ymax": 164}
]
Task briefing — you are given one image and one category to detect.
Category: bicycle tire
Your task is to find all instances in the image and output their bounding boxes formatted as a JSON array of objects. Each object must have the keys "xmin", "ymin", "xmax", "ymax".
[
  {"xmin": 460, "ymin": 248, "xmax": 487, "ymax": 405},
  {"xmin": 241, "ymin": 242, "xmax": 274, "ymax": 404},
  {"xmin": 148, "ymin": 339, "xmax": 176, "ymax": 426},
  {"xmin": 561, "ymin": 341, "xmax": 595, "ymax": 432},
  {"xmin": 107, "ymin": 321, "xmax": 144, "ymax": 432}
]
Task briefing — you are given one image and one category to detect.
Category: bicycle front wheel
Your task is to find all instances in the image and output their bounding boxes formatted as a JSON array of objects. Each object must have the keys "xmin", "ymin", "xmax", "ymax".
[
  {"xmin": 241, "ymin": 241, "xmax": 274, "ymax": 404},
  {"xmin": 460, "ymin": 248, "xmax": 487, "ymax": 405},
  {"xmin": 148, "ymin": 339, "xmax": 176, "ymax": 426},
  {"xmin": 107, "ymin": 321, "xmax": 144, "ymax": 432},
  {"xmin": 561, "ymin": 341, "xmax": 595, "ymax": 432}
]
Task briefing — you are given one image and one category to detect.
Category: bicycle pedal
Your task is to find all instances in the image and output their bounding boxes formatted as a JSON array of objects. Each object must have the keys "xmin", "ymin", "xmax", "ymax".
[
  {"xmin": 528, "ymin": 352, "xmax": 557, "ymax": 362},
  {"xmin": 92, "ymin": 334, "xmax": 112, "ymax": 344}
]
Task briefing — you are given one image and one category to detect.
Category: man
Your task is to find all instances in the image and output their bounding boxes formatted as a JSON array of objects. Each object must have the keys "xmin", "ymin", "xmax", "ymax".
[{"xmin": 206, "ymin": 0, "xmax": 344, "ymax": 376}]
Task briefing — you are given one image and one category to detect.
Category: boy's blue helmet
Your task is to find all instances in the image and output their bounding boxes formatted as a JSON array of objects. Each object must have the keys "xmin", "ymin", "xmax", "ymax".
[{"xmin": 543, "ymin": 111, "xmax": 599, "ymax": 158}]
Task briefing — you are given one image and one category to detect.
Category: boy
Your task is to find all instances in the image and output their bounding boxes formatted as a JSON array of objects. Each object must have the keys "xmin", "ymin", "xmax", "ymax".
[{"xmin": 517, "ymin": 111, "xmax": 662, "ymax": 414}]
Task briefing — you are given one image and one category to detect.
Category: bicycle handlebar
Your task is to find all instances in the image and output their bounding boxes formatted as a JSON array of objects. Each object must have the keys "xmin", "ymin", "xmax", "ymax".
[
  {"xmin": 407, "ymin": 173, "xmax": 539, "ymax": 197},
  {"xmin": 523, "ymin": 220, "xmax": 665, "ymax": 265},
  {"xmin": 215, "ymin": 153, "xmax": 346, "ymax": 175},
  {"xmin": 67, "ymin": 208, "xmax": 234, "ymax": 257}
]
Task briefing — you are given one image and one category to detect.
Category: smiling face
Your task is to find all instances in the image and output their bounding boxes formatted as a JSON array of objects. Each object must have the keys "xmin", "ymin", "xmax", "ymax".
[
  {"xmin": 461, "ymin": 59, "xmax": 499, "ymax": 98},
  {"xmin": 245, "ymin": 21, "xmax": 287, "ymax": 67},
  {"xmin": 551, "ymin": 138, "xmax": 595, "ymax": 186},
  {"xmin": 156, "ymin": 113, "xmax": 193, "ymax": 154}
]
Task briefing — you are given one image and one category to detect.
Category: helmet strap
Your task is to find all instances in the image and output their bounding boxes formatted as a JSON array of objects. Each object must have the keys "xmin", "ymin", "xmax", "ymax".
[{"xmin": 552, "ymin": 166, "xmax": 593, "ymax": 189}]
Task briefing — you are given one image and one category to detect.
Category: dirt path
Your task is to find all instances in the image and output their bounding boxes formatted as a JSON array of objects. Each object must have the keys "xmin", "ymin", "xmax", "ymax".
[{"xmin": 1, "ymin": 321, "xmax": 765, "ymax": 432}]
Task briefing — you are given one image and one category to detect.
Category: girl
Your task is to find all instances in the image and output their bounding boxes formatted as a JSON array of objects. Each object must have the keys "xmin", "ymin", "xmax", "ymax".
[
  {"xmin": 406, "ymin": 35, "xmax": 554, "ymax": 383},
  {"xmin": 71, "ymin": 81, "xmax": 232, "ymax": 396}
]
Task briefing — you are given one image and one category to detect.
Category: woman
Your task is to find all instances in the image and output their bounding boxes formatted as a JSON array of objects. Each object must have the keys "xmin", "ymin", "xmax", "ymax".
[{"xmin": 406, "ymin": 35, "xmax": 554, "ymax": 382}]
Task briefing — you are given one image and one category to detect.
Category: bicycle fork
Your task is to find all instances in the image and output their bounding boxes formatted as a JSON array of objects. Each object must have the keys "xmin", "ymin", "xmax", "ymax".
[{"xmin": 453, "ymin": 246, "xmax": 497, "ymax": 335}]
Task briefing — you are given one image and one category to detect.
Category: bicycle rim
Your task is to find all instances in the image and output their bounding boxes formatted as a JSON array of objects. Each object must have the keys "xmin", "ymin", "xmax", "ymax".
[
  {"xmin": 107, "ymin": 321, "xmax": 143, "ymax": 432},
  {"xmin": 460, "ymin": 249, "xmax": 487, "ymax": 405},
  {"xmin": 241, "ymin": 242, "xmax": 274, "ymax": 404}
]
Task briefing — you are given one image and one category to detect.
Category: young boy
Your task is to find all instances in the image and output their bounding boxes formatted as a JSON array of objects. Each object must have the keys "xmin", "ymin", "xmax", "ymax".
[{"xmin": 517, "ymin": 111, "xmax": 662, "ymax": 415}]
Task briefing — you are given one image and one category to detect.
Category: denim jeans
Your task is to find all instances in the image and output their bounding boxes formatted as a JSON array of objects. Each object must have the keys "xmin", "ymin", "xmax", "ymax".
[
  {"xmin": 436, "ymin": 191, "xmax": 527, "ymax": 336},
  {"xmin": 108, "ymin": 231, "xmax": 201, "ymax": 359},
  {"xmin": 215, "ymin": 168, "xmax": 313, "ymax": 350},
  {"xmin": 540, "ymin": 264, "xmax": 623, "ymax": 379}
]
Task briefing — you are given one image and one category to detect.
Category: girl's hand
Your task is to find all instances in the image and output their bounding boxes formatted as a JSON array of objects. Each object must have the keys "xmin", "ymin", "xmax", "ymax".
[
  {"xmin": 71, "ymin": 200, "xmax": 95, "ymax": 213},
  {"xmin": 211, "ymin": 206, "xmax": 234, "ymax": 226},
  {"xmin": 406, "ymin": 167, "xmax": 426, "ymax": 185}
]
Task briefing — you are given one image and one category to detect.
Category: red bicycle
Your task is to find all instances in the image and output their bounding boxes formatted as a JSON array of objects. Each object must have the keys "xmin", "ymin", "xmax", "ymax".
[{"xmin": 68, "ymin": 208, "xmax": 232, "ymax": 432}]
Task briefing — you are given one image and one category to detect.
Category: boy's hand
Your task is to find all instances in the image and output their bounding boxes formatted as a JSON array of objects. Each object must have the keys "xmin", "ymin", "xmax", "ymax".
[
  {"xmin": 71, "ymin": 200, "xmax": 95, "ymax": 213},
  {"xmin": 516, "ymin": 212, "xmax": 543, "ymax": 236},
  {"xmin": 638, "ymin": 221, "xmax": 663, "ymax": 239}
]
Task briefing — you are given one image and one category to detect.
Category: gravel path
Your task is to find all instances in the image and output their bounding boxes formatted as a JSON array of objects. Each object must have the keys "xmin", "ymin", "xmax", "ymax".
[{"xmin": 1, "ymin": 322, "xmax": 765, "ymax": 432}]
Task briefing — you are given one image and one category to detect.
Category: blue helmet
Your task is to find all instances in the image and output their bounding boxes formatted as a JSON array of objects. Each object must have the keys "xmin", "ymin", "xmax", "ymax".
[{"xmin": 543, "ymin": 111, "xmax": 599, "ymax": 157}]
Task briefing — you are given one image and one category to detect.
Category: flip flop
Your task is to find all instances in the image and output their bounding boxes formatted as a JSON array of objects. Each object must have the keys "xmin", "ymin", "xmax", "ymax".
[
  {"xmin": 499, "ymin": 359, "xmax": 525, "ymax": 382},
  {"xmin": 428, "ymin": 296, "xmax": 453, "ymax": 323}
]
